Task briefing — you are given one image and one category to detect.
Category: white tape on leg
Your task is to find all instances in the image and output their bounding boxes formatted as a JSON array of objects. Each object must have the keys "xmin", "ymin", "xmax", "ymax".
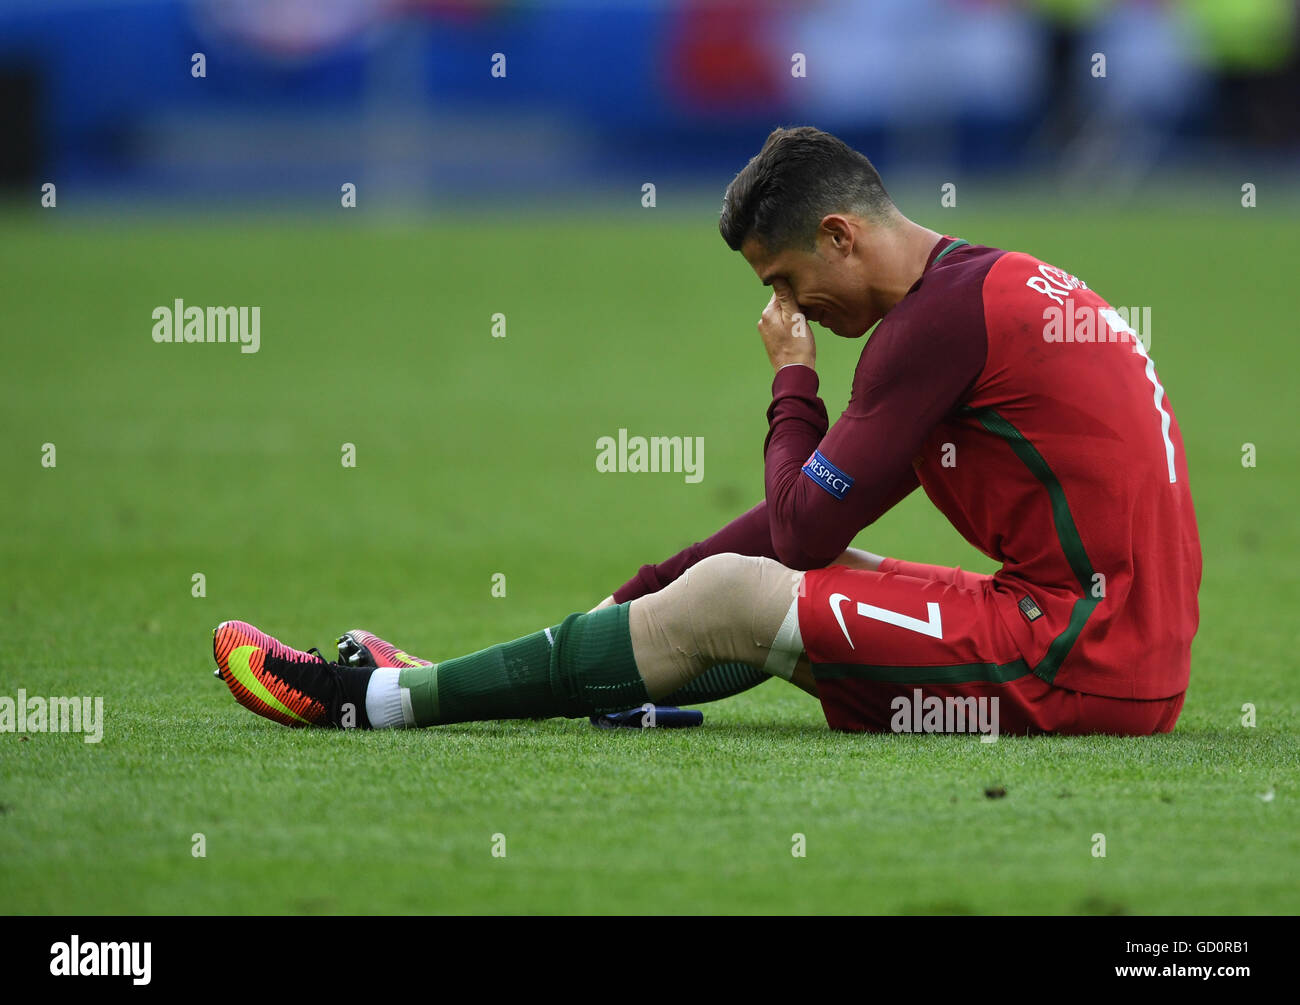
[{"xmin": 762, "ymin": 597, "xmax": 804, "ymax": 682}]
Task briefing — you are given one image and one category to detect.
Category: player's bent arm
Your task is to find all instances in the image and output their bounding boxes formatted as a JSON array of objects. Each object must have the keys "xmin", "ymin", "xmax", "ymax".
[
  {"xmin": 763, "ymin": 316, "xmax": 980, "ymax": 568},
  {"xmin": 765, "ymin": 424, "xmax": 922, "ymax": 570}
]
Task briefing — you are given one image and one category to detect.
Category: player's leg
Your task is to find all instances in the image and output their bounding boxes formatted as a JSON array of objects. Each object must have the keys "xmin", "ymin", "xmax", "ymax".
[
  {"xmin": 335, "ymin": 626, "xmax": 787, "ymax": 722},
  {"xmin": 384, "ymin": 552, "xmax": 812, "ymax": 725},
  {"xmin": 589, "ymin": 546, "xmax": 892, "ymax": 715},
  {"xmin": 531, "ymin": 547, "xmax": 921, "ymax": 717},
  {"xmin": 212, "ymin": 553, "xmax": 811, "ymax": 729},
  {"xmin": 602, "ymin": 545, "xmax": 899, "ymax": 709},
  {"xmin": 625, "ymin": 553, "xmax": 811, "ymax": 700}
]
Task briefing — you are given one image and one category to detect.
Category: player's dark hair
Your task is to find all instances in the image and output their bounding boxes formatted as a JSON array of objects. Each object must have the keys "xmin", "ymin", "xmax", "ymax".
[{"xmin": 719, "ymin": 126, "xmax": 895, "ymax": 253}]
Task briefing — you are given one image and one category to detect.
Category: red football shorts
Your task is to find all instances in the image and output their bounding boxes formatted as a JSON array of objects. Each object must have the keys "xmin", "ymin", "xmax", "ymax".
[{"xmin": 798, "ymin": 559, "xmax": 1183, "ymax": 736}]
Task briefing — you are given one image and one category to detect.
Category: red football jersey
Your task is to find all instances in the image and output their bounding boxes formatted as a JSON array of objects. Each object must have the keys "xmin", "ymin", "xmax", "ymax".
[{"xmin": 911, "ymin": 248, "xmax": 1201, "ymax": 699}]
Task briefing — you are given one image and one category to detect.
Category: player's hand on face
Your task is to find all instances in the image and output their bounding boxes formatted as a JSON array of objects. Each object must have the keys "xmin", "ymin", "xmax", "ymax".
[{"xmin": 757, "ymin": 277, "xmax": 816, "ymax": 374}]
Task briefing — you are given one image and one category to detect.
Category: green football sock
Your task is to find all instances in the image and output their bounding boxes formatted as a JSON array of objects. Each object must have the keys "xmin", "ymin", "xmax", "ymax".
[
  {"xmin": 397, "ymin": 603, "xmax": 649, "ymax": 726},
  {"xmin": 658, "ymin": 662, "xmax": 769, "ymax": 707}
]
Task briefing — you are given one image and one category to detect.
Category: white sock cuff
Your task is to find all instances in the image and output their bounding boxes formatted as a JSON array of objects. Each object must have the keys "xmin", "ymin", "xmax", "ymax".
[{"xmin": 364, "ymin": 668, "xmax": 409, "ymax": 729}]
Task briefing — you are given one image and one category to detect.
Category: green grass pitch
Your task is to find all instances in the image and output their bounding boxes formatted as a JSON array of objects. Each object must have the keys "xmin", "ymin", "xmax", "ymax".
[{"xmin": 2, "ymin": 200, "xmax": 1297, "ymax": 914}]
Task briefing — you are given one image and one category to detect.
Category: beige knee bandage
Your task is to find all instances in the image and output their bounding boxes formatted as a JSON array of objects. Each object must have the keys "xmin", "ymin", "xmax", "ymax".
[{"xmin": 628, "ymin": 553, "xmax": 806, "ymax": 699}]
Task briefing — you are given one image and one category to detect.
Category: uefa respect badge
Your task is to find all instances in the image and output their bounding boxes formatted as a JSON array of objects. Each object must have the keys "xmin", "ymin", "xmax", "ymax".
[{"xmin": 802, "ymin": 449, "xmax": 854, "ymax": 500}]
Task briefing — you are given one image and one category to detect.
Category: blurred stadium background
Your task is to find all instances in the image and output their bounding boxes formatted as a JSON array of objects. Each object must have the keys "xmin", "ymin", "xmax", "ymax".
[{"xmin": 1, "ymin": 0, "xmax": 1296, "ymax": 208}]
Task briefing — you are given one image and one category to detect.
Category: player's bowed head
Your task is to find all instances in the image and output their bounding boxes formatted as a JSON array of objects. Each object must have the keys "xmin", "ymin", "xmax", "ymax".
[{"xmin": 719, "ymin": 125, "xmax": 943, "ymax": 357}]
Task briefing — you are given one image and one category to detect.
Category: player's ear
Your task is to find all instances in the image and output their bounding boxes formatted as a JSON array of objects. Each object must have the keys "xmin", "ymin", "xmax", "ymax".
[{"xmin": 820, "ymin": 215, "xmax": 855, "ymax": 258}]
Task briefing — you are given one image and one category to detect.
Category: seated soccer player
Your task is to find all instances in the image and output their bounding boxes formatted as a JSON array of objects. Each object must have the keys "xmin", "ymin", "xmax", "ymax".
[{"xmin": 212, "ymin": 125, "xmax": 1200, "ymax": 737}]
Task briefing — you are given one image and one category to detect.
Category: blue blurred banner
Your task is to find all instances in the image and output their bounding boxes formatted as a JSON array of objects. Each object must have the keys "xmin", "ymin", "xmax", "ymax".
[{"xmin": 0, "ymin": 0, "xmax": 1295, "ymax": 201}]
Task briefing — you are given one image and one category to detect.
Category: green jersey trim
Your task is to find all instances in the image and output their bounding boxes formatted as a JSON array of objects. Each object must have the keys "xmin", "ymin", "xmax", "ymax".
[{"xmin": 960, "ymin": 406, "xmax": 1100, "ymax": 684}]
